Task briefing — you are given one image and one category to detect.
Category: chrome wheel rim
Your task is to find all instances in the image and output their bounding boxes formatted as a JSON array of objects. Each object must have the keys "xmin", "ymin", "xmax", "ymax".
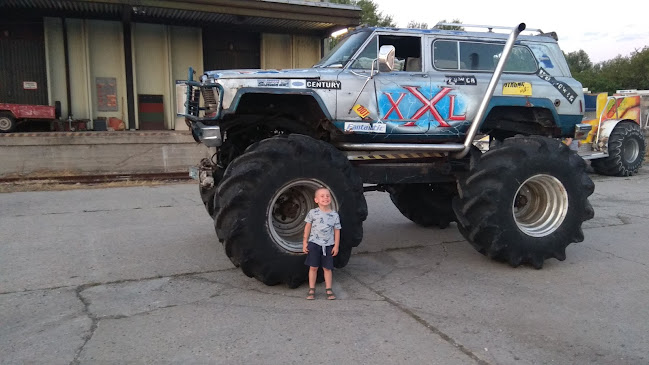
[
  {"xmin": 513, "ymin": 174, "xmax": 568, "ymax": 237},
  {"xmin": 267, "ymin": 179, "xmax": 337, "ymax": 253},
  {"xmin": 622, "ymin": 138, "xmax": 640, "ymax": 163}
]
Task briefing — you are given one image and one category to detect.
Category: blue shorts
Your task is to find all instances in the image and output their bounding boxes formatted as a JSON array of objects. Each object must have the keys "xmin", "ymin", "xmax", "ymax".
[{"xmin": 304, "ymin": 242, "xmax": 334, "ymax": 270}]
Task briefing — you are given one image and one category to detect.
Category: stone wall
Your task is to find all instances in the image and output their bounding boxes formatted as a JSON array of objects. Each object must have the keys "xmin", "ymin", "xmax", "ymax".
[{"xmin": 0, "ymin": 131, "xmax": 211, "ymax": 178}]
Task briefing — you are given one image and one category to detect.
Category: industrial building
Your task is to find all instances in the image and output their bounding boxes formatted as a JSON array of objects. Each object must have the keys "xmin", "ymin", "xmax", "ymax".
[{"xmin": 0, "ymin": 0, "xmax": 361, "ymax": 131}]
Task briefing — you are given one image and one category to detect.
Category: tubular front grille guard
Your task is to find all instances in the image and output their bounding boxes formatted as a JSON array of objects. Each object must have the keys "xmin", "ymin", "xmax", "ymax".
[{"xmin": 182, "ymin": 73, "xmax": 224, "ymax": 123}]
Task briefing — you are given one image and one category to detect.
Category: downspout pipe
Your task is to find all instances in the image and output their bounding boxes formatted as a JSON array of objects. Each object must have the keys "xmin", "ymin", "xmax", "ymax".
[
  {"xmin": 62, "ymin": 18, "xmax": 72, "ymax": 118},
  {"xmin": 336, "ymin": 23, "xmax": 527, "ymax": 159}
]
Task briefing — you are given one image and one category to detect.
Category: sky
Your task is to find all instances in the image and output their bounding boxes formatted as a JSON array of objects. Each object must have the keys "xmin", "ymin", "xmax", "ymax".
[{"xmin": 371, "ymin": 0, "xmax": 649, "ymax": 63}]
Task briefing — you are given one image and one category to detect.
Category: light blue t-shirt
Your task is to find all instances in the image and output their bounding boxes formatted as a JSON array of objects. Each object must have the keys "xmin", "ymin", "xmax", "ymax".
[{"xmin": 305, "ymin": 208, "xmax": 341, "ymax": 255}]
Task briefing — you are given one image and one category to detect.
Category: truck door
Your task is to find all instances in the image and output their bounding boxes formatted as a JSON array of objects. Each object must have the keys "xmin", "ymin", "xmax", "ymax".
[
  {"xmin": 372, "ymin": 34, "xmax": 431, "ymax": 134},
  {"xmin": 428, "ymin": 38, "xmax": 486, "ymax": 139},
  {"xmin": 335, "ymin": 33, "xmax": 432, "ymax": 136}
]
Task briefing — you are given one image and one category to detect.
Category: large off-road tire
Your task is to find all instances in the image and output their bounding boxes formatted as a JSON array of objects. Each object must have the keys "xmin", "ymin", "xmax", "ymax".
[
  {"xmin": 200, "ymin": 117, "xmax": 321, "ymax": 217},
  {"xmin": 0, "ymin": 112, "xmax": 16, "ymax": 133},
  {"xmin": 453, "ymin": 136, "xmax": 595, "ymax": 269},
  {"xmin": 214, "ymin": 134, "xmax": 367, "ymax": 287},
  {"xmin": 388, "ymin": 183, "xmax": 457, "ymax": 228},
  {"xmin": 199, "ymin": 165, "xmax": 224, "ymax": 217},
  {"xmin": 591, "ymin": 122, "xmax": 646, "ymax": 176}
]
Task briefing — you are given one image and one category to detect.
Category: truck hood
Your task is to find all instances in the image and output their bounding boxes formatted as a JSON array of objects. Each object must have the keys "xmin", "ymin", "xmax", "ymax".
[{"xmin": 204, "ymin": 68, "xmax": 341, "ymax": 80}]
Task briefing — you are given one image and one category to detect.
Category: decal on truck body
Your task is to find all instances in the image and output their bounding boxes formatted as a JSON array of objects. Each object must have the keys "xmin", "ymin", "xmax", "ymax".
[
  {"xmin": 536, "ymin": 68, "xmax": 577, "ymax": 104},
  {"xmin": 503, "ymin": 82, "xmax": 533, "ymax": 96},
  {"xmin": 306, "ymin": 80, "xmax": 341, "ymax": 89},
  {"xmin": 379, "ymin": 86, "xmax": 467, "ymax": 128},
  {"xmin": 445, "ymin": 75, "xmax": 477, "ymax": 86}
]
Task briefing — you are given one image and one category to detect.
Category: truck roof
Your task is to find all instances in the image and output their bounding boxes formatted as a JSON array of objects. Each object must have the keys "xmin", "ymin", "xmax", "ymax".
[{"xmin": 355, "ymin": 26, "xmax": 559, "ymax": 43}]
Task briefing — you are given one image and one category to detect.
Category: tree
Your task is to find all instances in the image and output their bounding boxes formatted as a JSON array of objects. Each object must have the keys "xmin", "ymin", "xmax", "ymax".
[
  {"xmin": 329, "ymin": 0, "xmax": 396, "ymax": 27},
  {"xmin": 433, "ymin": 19, "xmax": 464, "ymax": 31},
  {"xmin": 564, "ymin": 50, "xmax": 592, "ymax": 74},
  {"xmin": 566, "ymin": 47, "xmax": 649, "ymax": 94},
  {"xmin": 407, "ymin": 21, "xmax": 429, "ymax": 29}
]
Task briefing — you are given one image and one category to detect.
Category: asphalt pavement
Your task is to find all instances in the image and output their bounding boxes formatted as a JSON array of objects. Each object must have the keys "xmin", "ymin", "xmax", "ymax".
[{"xmin": 1, "ymin": 168, "xmax": 648, "ymax": 364}]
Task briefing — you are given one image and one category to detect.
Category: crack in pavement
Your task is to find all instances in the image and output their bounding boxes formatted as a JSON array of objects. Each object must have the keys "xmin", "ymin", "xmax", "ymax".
[
  {"xmin": 580, "ymin": 244, "xmax": 647, "ymax": 267},
  {"xmin": 354, "ymin": 239, "xmax": 465, "ymax": 257},
  {"xmin": 0, "ymin": 268, "xmax": 238, "ymax": 295},
  {"xmin": 71, "ymin": 285, "xmax": 98, "ymax": 365},
  {"xmin": 347, "ymin": 273, "xmax": 490, "ymax": 365},
  {"xmin": 8, "ymin": 205, "xmax": 182, "ymax": 218}
]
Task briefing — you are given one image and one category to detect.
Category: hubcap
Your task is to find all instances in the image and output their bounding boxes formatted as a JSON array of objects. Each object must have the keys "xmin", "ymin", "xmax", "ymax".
[
  {"xmin": 622, "ymin": 138, "xmax": 639, "ymax": 163},
  {"xmin": 0, "ymin": 117, "xmax": 11, "ymax": 130},
  {"xmin": 513, "ymin": 174, "xmax": 568, "ymax": 237},
  {"xmin": 268, "ymin": 179, "xmax": 338, "ymax": 253}
]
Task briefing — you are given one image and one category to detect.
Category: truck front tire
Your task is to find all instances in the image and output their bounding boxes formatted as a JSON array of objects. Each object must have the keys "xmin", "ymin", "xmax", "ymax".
[
  {"xmin": 214, "ymin": 134, "xmax": 367, "ymax": 287},
  {"xmin": 453, "ymin": 136, "xmax": 595, "ymax": 269},
  {"xmin": 591, "ymin": 122, "xmax": 646, "ymax": 176}
]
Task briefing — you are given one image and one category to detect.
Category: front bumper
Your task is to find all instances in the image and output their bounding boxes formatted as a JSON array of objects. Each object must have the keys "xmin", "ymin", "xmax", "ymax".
[
  {"xmin": 574, "ymin": 123, "xmax": 592, "ymax": 140},
  {"xmin": 191, "ymin": 122, "xmax": 223, "ymax": 147}
]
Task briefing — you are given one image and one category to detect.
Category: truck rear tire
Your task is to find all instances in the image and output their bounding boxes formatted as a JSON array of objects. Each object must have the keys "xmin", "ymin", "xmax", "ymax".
[
  {"xmin": 214, "ymin": 134, "xmax": 367, "ymax": 287},
  {"xmin": 453, "ymin": 136, "xmax": 594, "ymax": 269},
  {"xmin": 591, "ymin": 122, "xmax": 646, "ymax": 176},
  {"xmin": 0, "ymin": 113, "xmax": 16, "ymax": 133},
  {"xmin": 388, "ymin": 183, "xmax": 457, "ymax": 228}
]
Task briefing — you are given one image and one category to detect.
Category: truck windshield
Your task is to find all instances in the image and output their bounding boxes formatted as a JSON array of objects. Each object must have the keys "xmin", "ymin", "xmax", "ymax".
[{"xmin": 314, "ymin": 31, "xmax": 372, "ymax": 68}]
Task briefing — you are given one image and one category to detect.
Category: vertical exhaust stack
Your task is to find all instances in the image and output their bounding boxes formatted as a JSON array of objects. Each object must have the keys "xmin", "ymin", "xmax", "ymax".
[{"xmin": 454, "ymin": 22, "xmax": 526, "ymax": 158}]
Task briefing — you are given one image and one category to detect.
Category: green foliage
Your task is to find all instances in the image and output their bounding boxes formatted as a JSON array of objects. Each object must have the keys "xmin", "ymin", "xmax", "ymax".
[
  {"xmin": 433, "ymin": 19, "xmax": 464, "ymax": 31},
  {"xmin": 564, "ymin": 50, "xmax": 592, "ymax": 74},
  {"xmin": 566, "ymin": 47, "xmax": 649, "ymax": 94},
  {"xmin": 329, "ymin": 0, "xmax": 396, "ymax": 27},
  {"xmin": 407, "ymin": 21, "xmax": 429, "ymax": 29},
  {"xmin": 406, "ymin": 19, "xmax": 464, "ymax": 30},
  {"xmin": 405, "ymin": 19, "xmax": 464, "ymax": 30}
]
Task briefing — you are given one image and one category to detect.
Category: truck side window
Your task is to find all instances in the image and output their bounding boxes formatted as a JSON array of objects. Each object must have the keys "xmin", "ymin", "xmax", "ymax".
[
  {"xmin": 433, "ymin": 40, "xmax": 537, "ymax": 73},
  {"xmin": 351, "ymin": 35, "xmax": 422, "ymax": 72},
  {"xmin": 433, "ymin": 40, "xmax": 459, "ymax": 69},
  {"xmin": 501, "ymin": 47, "xmax": 538, "ymax": 73}
]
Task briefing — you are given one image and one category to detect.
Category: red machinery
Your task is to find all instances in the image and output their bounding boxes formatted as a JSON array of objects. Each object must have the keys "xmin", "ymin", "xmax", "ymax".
[{"xmin": 0, "ymin": 102, "xmax": 60, "ymax": 133}]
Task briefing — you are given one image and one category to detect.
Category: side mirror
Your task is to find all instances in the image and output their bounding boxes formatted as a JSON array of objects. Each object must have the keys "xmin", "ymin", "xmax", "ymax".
[{"xmin": 378, "ymin": 45, "xmax": 395, "ymax": 72}]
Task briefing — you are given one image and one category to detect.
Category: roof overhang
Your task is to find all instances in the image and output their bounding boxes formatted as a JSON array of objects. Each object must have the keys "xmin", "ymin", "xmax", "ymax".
[{"xmin": 0, "ymin": 0, "xmax": 361, "ymax": 36}]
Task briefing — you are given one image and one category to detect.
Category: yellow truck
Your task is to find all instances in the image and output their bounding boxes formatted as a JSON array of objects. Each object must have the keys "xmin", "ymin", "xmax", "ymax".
[{"xmin": 578, "ymin": 92, "xmax": 648, "ymax": 176}]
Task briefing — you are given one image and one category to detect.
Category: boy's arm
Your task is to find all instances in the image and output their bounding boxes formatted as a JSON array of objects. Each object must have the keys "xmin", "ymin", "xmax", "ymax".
[
  {"xmin": 332, "ymin": 228, "xmax": 340, "ymax": 256},
  {"xmin": 303, "ymin": 222, "xmax": 312, "ymax": 253}
]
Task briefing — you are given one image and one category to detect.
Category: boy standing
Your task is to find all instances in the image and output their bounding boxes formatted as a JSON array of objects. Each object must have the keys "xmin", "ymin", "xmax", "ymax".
[{"xmin": 303, "ymin": 187, "xmax": 341, "ymax": 300}]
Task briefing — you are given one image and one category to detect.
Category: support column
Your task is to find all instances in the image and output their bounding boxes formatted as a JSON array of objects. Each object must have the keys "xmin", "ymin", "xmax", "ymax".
[
  {"xmin": 62, "ymin": 18, "xmax": 72, "ymax": 119},
  {"xmin": 122, "ymin": 6, "xmax": 136, "ymax": 129}
]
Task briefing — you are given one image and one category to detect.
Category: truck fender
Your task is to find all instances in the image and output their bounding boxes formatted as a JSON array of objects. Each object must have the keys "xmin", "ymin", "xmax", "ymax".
[
  {"xmin": 595, "ymin": 119, "xmax": 636, "ymax": 152},
  {"xmin": 229, "ymin": 88, "xmax": 333, "ymax": 120}
]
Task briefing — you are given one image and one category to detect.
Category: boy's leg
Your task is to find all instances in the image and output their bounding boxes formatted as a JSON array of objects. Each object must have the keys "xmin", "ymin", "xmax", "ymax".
[
  {"xmin": 308, "ymin": 266, "xmax": 318, "ymax": 289},
  {"xmin": 323, "ymin": 268, "xmax": 332, "ymax": 288},
  {"xmin": 323, "ymin": 268, "xmax": 336, "ymax": 300}
]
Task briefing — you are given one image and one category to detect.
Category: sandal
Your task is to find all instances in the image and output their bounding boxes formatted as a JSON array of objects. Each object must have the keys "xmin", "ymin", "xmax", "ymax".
[
  {"xmin": 325, "ymin": 288, "xmax": 336, "ymax": 300},
  {"xmin": 306, "ymin": 288, "xmax": 315, "ymax": 300}
]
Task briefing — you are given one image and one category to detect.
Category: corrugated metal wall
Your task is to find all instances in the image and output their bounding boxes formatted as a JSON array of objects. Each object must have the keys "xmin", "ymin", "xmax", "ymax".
[{"xmin": 0, "ymin": 20, "xmax": 48, "ymax": 105}]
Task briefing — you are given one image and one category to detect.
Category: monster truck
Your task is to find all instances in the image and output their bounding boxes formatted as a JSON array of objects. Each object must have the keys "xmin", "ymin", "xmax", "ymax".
[{"xmin": 183, "ymin": 23, "xmax": 594, "ymax": 287}]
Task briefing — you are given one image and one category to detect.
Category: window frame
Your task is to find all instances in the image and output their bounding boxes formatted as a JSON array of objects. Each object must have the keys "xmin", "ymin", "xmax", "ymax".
[
  {"xmin": 345, "ymin": 32, "xmax": 425, "ymax": 72},
  {"xmin": 431, "ymin": 39, "xmax": 539, "ymax": 74}
]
